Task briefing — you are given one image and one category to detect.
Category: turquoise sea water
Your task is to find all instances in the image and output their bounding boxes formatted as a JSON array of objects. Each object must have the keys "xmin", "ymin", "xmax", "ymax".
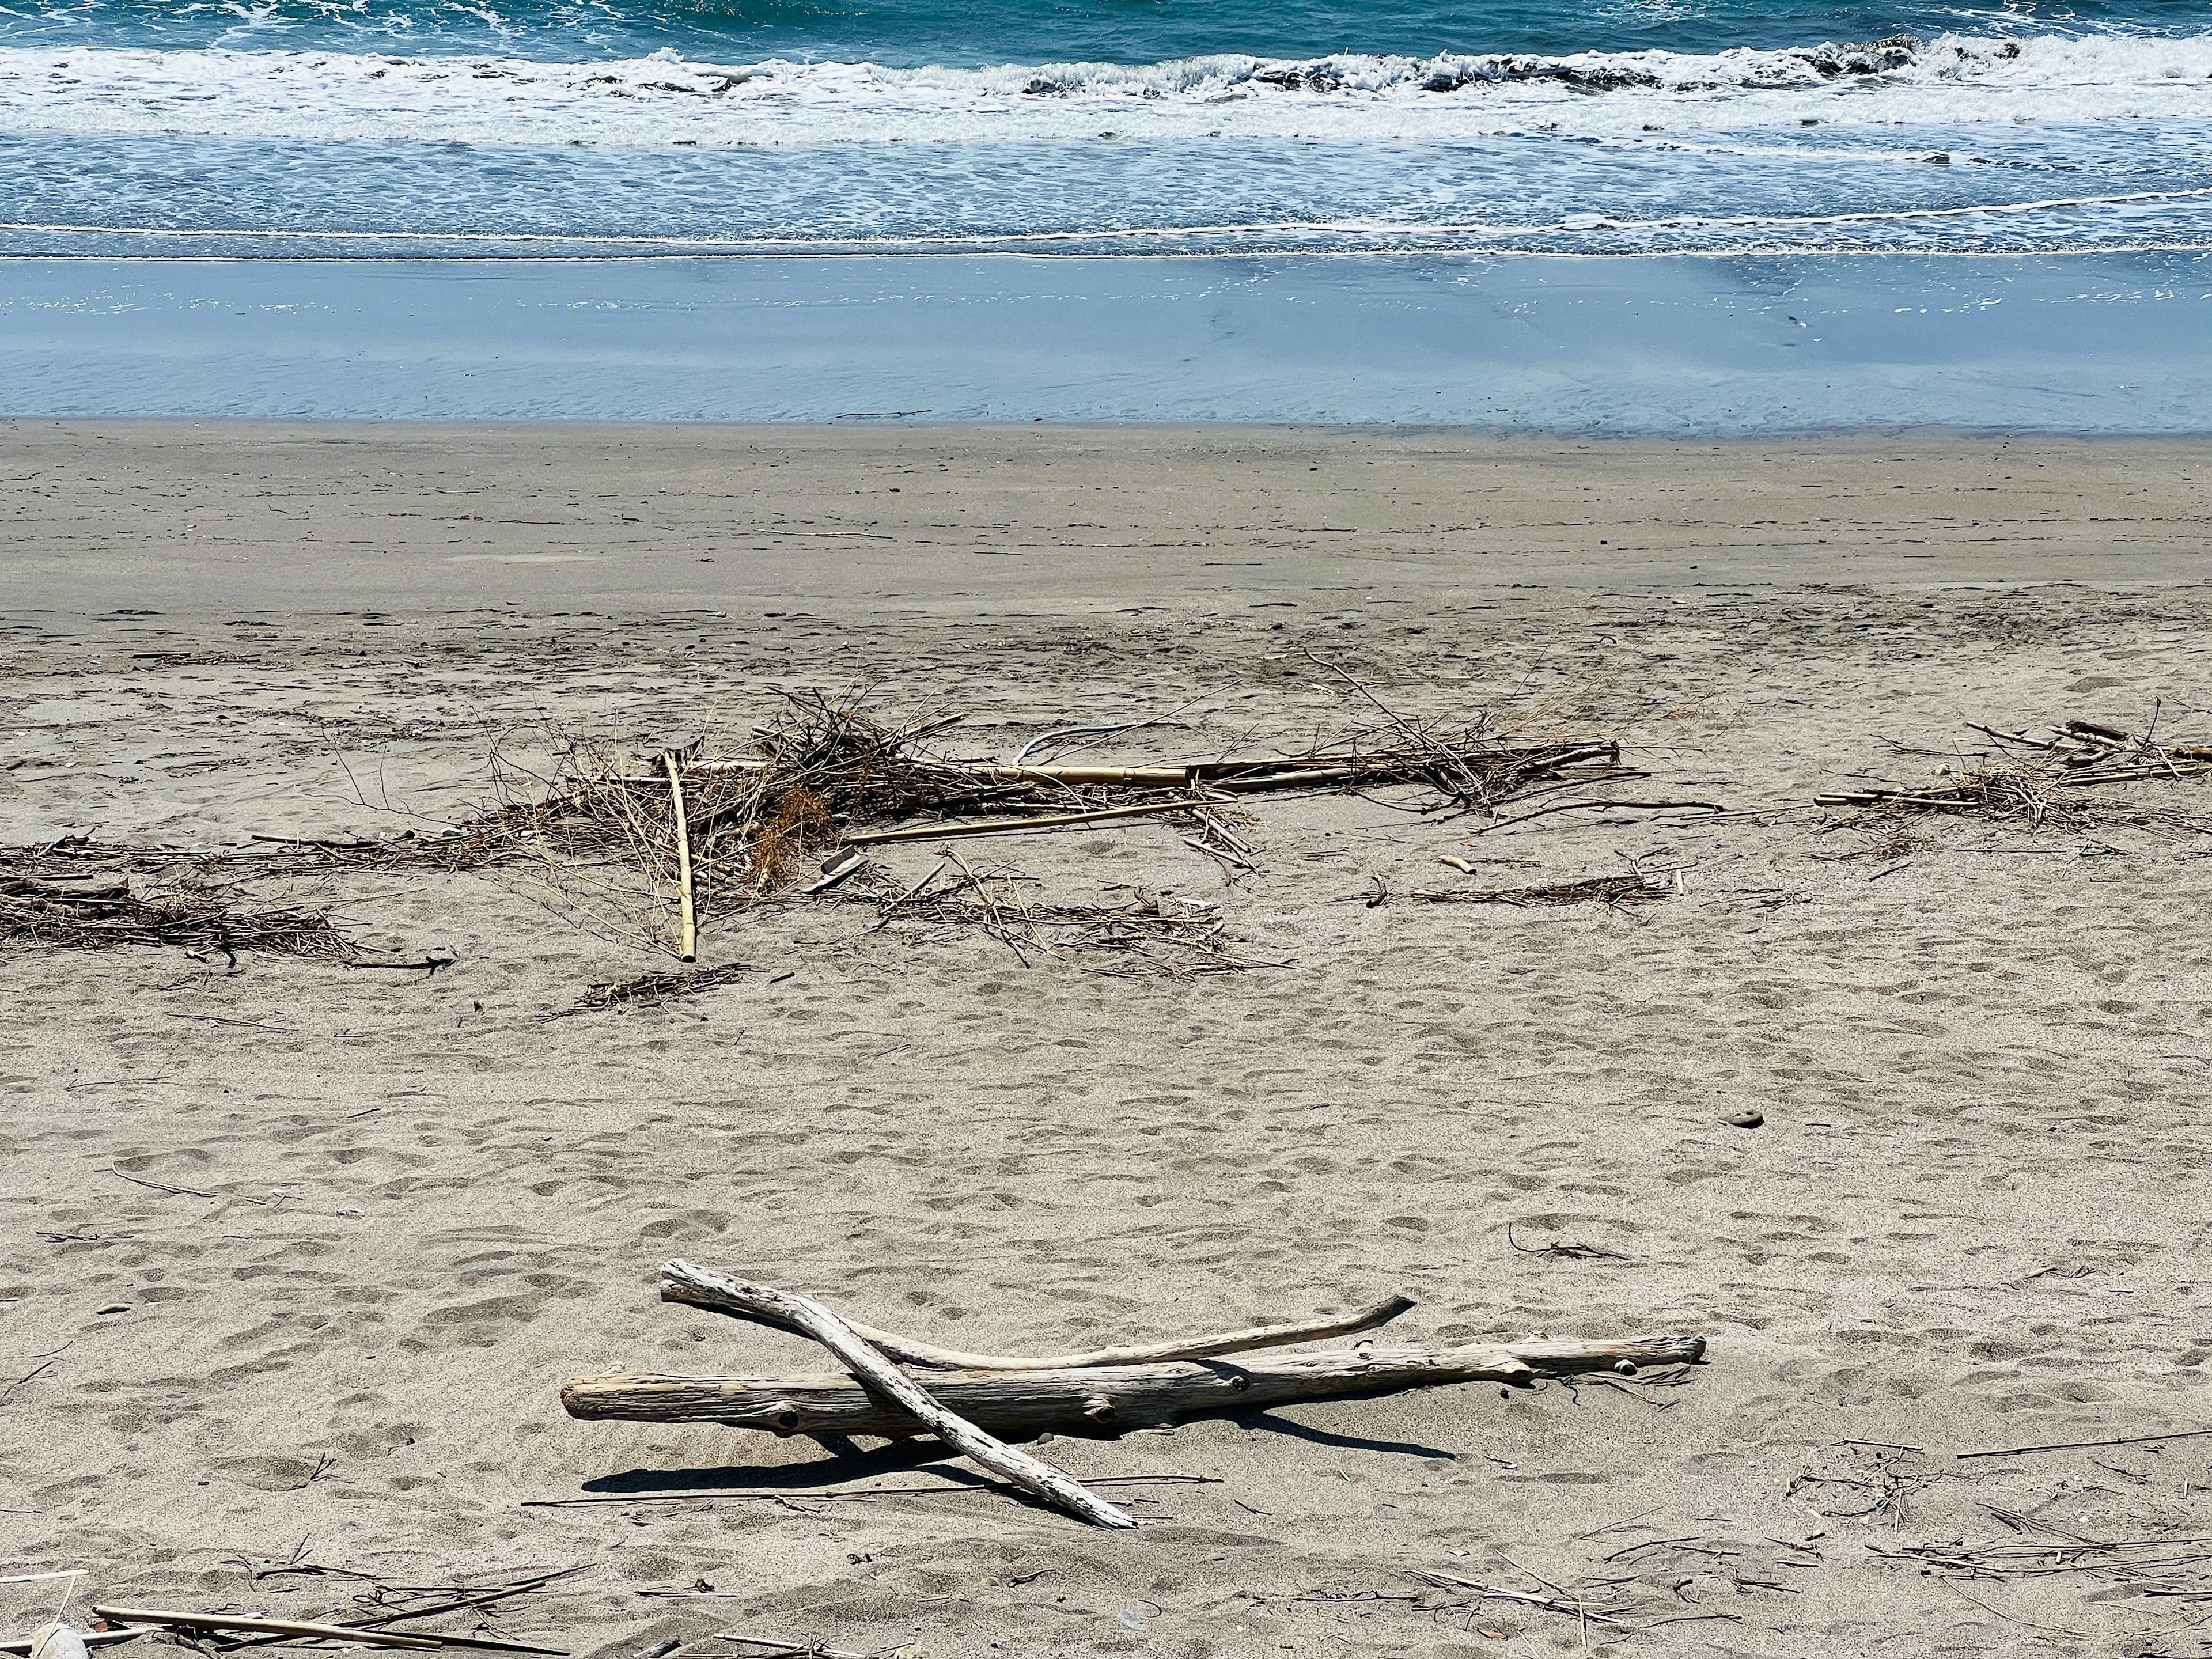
[
  {"xmin": 2, "ymin": 0, "xmax": 2208, "ymax": 257},
  {"xmin": 3, "ymin": 1, "xmax": 2210, "ymax": 424}
]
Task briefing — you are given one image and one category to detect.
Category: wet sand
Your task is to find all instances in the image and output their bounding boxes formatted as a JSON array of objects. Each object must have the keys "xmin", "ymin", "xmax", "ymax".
[{"xmin": 4, "ymin": 421, "xmax": 2211, "ymax": 1659}]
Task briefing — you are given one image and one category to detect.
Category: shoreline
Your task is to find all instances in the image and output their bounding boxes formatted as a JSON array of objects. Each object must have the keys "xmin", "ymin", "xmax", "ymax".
[{"xmin": 5, "ymin": 249, "xmax": 2210, "ymax": 430}]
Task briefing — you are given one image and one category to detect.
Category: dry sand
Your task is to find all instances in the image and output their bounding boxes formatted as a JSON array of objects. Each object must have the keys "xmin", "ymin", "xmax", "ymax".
[{"xmin": 3, "ymin": 421, "xmax": 2211, "ymax": 1659}]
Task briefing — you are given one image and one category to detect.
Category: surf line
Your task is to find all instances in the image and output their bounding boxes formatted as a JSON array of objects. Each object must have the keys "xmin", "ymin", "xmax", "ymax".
[{"xmin": 9, "ymin": 184, "xmax": 2212, "ymax": 255}]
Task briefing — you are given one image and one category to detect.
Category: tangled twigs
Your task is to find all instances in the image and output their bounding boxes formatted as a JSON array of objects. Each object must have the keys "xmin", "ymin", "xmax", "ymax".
[
  {"xmin": 0, "ymin": 861, "xmax": 349, "ymax": 960},
  {"xmin": 1413, "ymin": 871, "xmax": 1675, "ymax": 910},
  {"xmin": 1870, "ymin": 1511, "xmax": 2212, "ymax": 1599},
  {"xmin": 1972, "ymin": 715, "xmax": 2212, "ymax": 782},
  {"xmin": 1817, "ymin": 763, "xmax": 2084, "ymax": 830},
  {"xmin": 555, "ymin": 963, "xmax": 750, "ymax": 1017},
  {"xmin": 1819, "ymin": 713, "xmax": 2212, "ymax": 837},
  {"xmin": 824, "ymin": 864, "xmax": 1249, "ymax": 978}
]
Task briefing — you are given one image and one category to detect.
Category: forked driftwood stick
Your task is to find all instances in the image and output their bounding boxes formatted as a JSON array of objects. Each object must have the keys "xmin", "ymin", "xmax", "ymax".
[
  {"xmin": 654, "ymin": 1267, "xmax": 1136, "ymax": 1528},
  {"xmin": 661, "ymin": 1260, "xmax": 1414, "ymax": 1369},
  {"xmin": 89, "ymin": 1609, "xmax": 440, "ymax": 1650},
  {"xmin": 562, "ymin": 1334, "xmax": 1707, "ymax": 1441},
  {"xmin": 663, "ymin": 752, "xmax": 697, "ymax": 963}
]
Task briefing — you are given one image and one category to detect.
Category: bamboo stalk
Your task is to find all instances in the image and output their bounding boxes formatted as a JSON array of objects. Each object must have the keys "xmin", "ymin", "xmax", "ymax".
[
  {"xmin": 649, "ymin": 1263, "xmax": 1137, "ymax": 1528},
  {"xmin": 662, "ymin": 1260, "xmax": 1413, "ymax": 1370},
  {"xmin": 663, "ymin": 752, "xmax": 696, "ymax": 964}
]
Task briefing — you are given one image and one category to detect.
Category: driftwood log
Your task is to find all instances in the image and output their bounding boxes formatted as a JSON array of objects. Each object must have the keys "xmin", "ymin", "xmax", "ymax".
[{"xmin": 562, "ymin": 1334, "xmax": 1705, "ymax": 1440}]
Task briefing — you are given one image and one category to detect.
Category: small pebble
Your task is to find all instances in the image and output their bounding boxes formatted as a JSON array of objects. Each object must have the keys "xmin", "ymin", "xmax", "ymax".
[{"xmin": 1721, "ymin": 1109, "xmax": 1764, "ymax": 1129}]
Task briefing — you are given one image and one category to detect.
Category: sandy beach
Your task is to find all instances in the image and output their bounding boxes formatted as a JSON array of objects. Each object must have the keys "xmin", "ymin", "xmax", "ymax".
[{"xmin": 5, "ymin": 420, "xmax": 2212, "ymax": 1659}]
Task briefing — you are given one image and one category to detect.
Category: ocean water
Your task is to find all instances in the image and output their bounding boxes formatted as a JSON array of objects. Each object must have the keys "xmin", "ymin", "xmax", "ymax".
[{"xmin": 3, "ymin": 0, "xmax": 2210, "ymax": 259}]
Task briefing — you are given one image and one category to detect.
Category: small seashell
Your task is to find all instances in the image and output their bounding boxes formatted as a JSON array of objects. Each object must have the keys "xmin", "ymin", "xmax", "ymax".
[{"xmin": 1721, "ymin": 1108, "xmax": 1764, "ymax": 1129}]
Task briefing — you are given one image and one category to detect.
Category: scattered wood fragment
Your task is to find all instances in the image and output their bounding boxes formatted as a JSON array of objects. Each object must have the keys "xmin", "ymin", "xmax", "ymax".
[
  {"xmin": 642, "ymin": 1264, "xmax": 1137, "ymax": 1528},
  {"xmin": 566, "ymin": 1262, "xmax": 1702, "ymax": 1531},
  {"xmin": 1870, "ymin": 1510, "xmax": 2212, "ymax": 1598},
  {"xmin": 89, "ymin": 1609, "xmax": 442, "ymax": 1650},
  {"xmin": 820, "ymin": 864, "xmax": 1250, "ymax": 979},
  {"xmin": 663, "ymin": 1260, "xmax": 1415, "ymax": 1369},
  {"xmin": 1506, "ymin": 1224, "xmax": 1630, "ymax": 1262}
]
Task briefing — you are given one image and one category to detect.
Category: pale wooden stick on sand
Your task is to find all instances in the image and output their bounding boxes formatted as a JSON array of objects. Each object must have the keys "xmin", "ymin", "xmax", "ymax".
[
  {"xmin": 655, "ymin": 1262, "xmax": 1137, "ymax": 1528},
  {"xmin": 662, "ymin": 1260, "xmax": 1415, "ymax": 1369}
]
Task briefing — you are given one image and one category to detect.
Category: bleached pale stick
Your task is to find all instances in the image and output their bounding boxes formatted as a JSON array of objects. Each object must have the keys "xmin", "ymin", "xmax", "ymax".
[
  {"xmin": 662, "ymin": 1260, "xmax": 1414, "ymax": 1370},
  {"xmin": 653, "ymin": 1263, "xmax": 1135, "ymax": 1528}
]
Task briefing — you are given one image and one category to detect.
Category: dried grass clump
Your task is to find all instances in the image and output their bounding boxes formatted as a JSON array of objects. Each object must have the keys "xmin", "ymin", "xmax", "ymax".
[{"xmin": 743, "ymin": 786, "xmax": 835, "ymax": 891}]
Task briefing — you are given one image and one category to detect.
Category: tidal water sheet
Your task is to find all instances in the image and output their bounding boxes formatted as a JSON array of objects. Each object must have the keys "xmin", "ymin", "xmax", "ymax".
[{"xmin": 2, "ymin": 0, "xmax": 2210, "ymax": 422}]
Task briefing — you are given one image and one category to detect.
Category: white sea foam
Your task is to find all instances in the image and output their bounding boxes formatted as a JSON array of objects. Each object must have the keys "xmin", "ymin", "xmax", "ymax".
[{"xmin": 5, "ymin": 32, "xmax": 2211, "ymax": 147}]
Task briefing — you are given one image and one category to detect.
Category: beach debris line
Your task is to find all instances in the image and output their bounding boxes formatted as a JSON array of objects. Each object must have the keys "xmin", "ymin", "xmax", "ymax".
[
  {"xmin": 0, "ymin": 688, "xmax": 1649, "ymax": 983},
  {"xmin": 570, "ymin": 688, "xmax": 1637, "ymax": 964},
  {"xmin": 560, "ymin": 1260, "xmax": 1706, "ymax": 1525},
  {"xmin": 821, "ymin": 856, "xmax": 1251, "ymax": 977}
]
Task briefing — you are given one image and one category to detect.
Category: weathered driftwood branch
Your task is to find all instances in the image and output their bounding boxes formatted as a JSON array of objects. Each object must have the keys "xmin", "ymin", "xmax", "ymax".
[
  {"xmin": 562, "ymin": 1334, "xmax": 1705, "ymax": 1441},
  {"xmin": 661, "ymin": 1260, "xmax": 1414, "ymax": 1370},
  {"xmin": 654, "ymin": 1266, "xmax": 1135, "ymax": 1528}
]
